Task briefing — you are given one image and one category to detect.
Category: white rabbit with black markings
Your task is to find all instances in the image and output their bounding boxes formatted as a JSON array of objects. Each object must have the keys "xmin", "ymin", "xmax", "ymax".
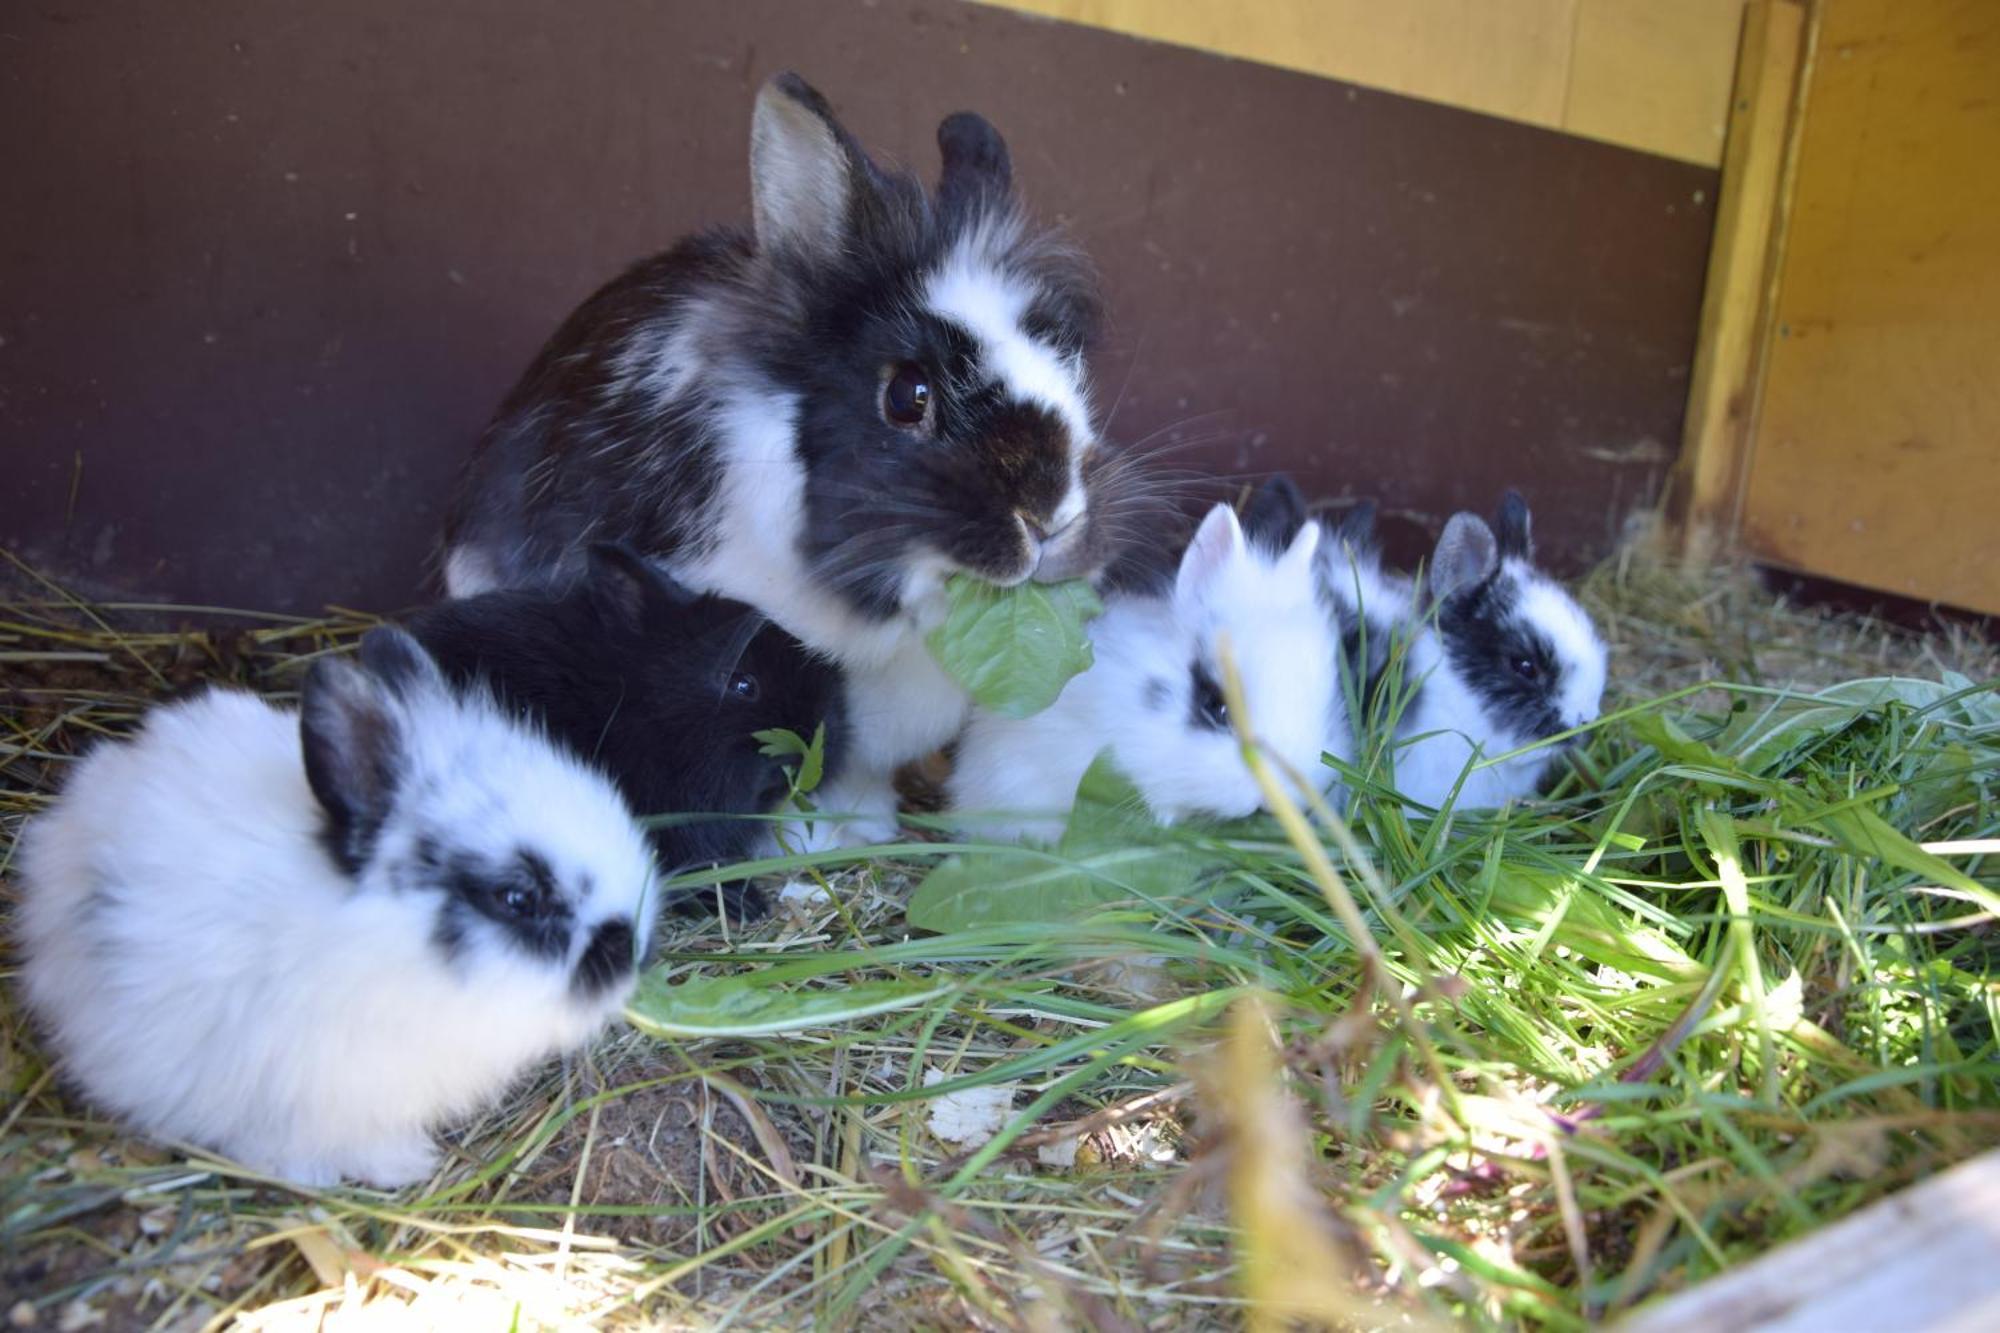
[
  {"xmin": 948, "ymin": 501, "xmax": 1336, "ymax": 843},
  {"xmin": 1242, "ymin": 476, "xmax": 1408, "ymax": 804},
  {"xmin": 1389, "ymin": 493, "xmax": 1607, "ymax": 809},
  {"xmin": 442, "ymin": 73, "xmax": 1158, "ymax": 846},
  {"xmin": 15, "ymin": 627, "xmax": 658, "ymax": 1189}
]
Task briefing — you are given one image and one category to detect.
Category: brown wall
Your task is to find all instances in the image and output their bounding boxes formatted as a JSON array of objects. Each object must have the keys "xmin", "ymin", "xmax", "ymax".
[{"xmin": 0, "ymin": 0, "xmax": 1716, "ymax": 614}]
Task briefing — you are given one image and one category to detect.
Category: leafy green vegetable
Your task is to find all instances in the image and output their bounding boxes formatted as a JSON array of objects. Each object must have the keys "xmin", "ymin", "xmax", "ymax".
[
  {"xmin": 1484, "ymin": 863, "xmax": 1701, "ymax": 982},
  {"xmin": 1810, "ymin": 800, "xmax": 2000, "ymax": 915},
  {"xmin": 625, "ymin": 969, "xmax": 949, "ymax": 1038},
  {"xmin": 925, "ymin": 574, "xmax": 1103, "ymax": 719},
  {"xmin": 907, "ymin": 752, "xmax": 1218, "ymax": 930},
  {"xmin": 754, "ymin": 722, "xmax": 828, "ymax": 795}
]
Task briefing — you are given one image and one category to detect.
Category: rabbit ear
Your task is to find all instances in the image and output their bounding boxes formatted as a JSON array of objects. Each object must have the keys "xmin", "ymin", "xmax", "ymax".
[
  {"xmin": 1240, "ymin": 475, "xmax": 1308, "ymax": 555},
  {"xmin": 1429, "ymin": 513, "xmax": 1499, "ymax": 603},
  {"xmin": 750, "ymin": 72, "xmax": 872, "ymax": 261},
  {"xmin": 356, "ymin": 624, "xmax": 444, "ymax": 700},
  {"xmin": 1175, "ymin": 503, "xmax": 1246, "ymax": 607},
  {"xmin": 1494, "ymin": 490, "xmax": 1534, "ymax": 560},
  {"xmin": 586, "ymin": 543, "xmax": 694, "ymax": 628},
  {"xmin": 301, "ymin": 639, "xmax": 415, "ymax": 874},
  {"xmin": 1276, "ymin": 516, "xmax": 1322, "ymax": 579},
  {"xmin": 936, "ymin": 111, "xmax": 1012, "ymax": 225},
  {"xmin": 1327, "ymin": 499, "xmax": 1379, "ymax": 551}
]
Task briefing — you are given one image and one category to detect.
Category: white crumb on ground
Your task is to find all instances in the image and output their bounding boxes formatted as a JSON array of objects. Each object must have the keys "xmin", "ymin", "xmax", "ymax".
[{"xmin": 923, "ymin": 1068, "xmax": 1017, "ymax": 1148}]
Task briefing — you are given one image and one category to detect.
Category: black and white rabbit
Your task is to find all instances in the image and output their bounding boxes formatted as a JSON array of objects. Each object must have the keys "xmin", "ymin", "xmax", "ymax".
[
  {"xmin": 15, "ymin": 627, "xmax": 657, "ymax": 1189},
  {"xmin": 1307, "ymin": 494, "xmax": 1415, "ymax": 762},
  {"xmin": 1390, "ymin": 493, "xmax": 1607, "ymax": 809},
  {"xmin": 442, "ymin": 73, "xmax": 1146, "ymax": 843},
  {"xmin": 1241, "ymin": 474, "xmax": 1376, "ymax": 799},
  {"xmin": 405, "ymin": 543, "xmax": 847, "ymax": 919},
  {"xmin": 948, "ymin": 501, "xmax": 1336, "ymax": 842}
]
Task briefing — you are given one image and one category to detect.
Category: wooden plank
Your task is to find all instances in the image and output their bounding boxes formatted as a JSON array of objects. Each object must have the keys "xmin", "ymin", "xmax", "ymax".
[
  {"xmin": 1566, "ymin": 0, "xmax": 1748, "ymax": 168},
  {"xmin": 1619, "ymin": 1150, "xmax": 2000, "ymax": 1331},
  {"xmin": 1670, "ymin": 0, "xmax": 1811, "ymax": 563},
  {"xmin": 1738, "ymin": 0, "xmax": 2000, "ymax": 615},
  {"xmin": 976, "ymin": 0, "xmax": 1744, "ymax": 165}
]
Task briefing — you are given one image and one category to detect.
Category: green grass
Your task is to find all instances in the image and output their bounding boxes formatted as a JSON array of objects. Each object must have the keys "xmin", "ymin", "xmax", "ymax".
[{"xmin": 2, "ymin": 551, "xmax": 1997, "ymax": 1329}]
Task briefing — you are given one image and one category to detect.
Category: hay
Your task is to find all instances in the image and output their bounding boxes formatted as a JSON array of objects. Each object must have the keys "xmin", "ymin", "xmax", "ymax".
[{"xmin": 3, "ymin": 541, "xmax": 1996, "ymax": 1330}]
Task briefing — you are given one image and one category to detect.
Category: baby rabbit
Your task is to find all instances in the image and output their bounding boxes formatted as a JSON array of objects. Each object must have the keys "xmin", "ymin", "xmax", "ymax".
[
  {"xmin": 442, "ymin": 73, "xmax": 1153, "ymax": 846},
  {"xmin": 948, "ymin": 501, "xmax": 1336, "ymax": 843},
  {"xmin": 15, "ymin": 627, "xmax": 657, "ymax": 1189},
  {"xmin": 1240, "ymin": 475, "xmax": 1368, "ymax": 802},
  {"xmin": 404, "ymin": 543, "xmax": 848, "ymax": 920},
  {"xmin": 1390, "ymin": 493, "xmax": 1607, "ymax": 809}
]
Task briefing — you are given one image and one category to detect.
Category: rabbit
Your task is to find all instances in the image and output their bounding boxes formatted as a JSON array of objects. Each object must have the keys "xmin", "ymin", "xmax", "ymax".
[
  {"xmin": 440, "ymin": 72, "xmax": 1155, "ymax": 846},
  {"xmin": 1241, "ymin": 475, "xmax": 1383, "ymax": 804},
  {"xmin": 1238, "ymin": 474, "xmax": 1312, "ymax": 556},
  {"xmin": 1387, "ymin": 492, "xmax": 1607, "ymax": 810},
  {"xmin": 947, "ymin": 501, "xmax": 1337, "ymax": 843},
  {"xmin": 14, "ymin": 626, "xmax": 659, "ymax": 1189},
  {"xmin": 1307, "ymin": 495, "xmax": 1417, "ymax": 770},
  {"xmin": 403, "ymin": 542, "xmax": 848, "ymax": 921}
]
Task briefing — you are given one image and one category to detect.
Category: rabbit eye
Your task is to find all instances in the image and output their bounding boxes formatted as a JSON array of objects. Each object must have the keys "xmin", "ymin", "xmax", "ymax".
[
  {"xmin": 500, "ymin": 885, "xmax": 537, "ymax": 916},
  {"xmin": 726, "ymin": 671, "xmax": 760, "ymax": 702},
  {"xmin": 1512, "ymin": 656, "xmax": 1540, "ymax": 682},
  {"xmin": 882, "ymin": 362, "xmax": 932, "ymax": 428}
]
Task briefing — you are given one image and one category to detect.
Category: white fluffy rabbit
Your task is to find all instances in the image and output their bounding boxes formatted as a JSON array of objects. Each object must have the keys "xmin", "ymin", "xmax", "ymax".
[
  {"xmin": 948, "ymin": 501, "xmax": 1337, "ymax": 842},
  {"xmin": 15, "ymin": 627, "xmax": 658, "ymax": 1189},
  {"xmin": 1389, "ymin": 493, "xmax": 1607, "ymax": 809}
]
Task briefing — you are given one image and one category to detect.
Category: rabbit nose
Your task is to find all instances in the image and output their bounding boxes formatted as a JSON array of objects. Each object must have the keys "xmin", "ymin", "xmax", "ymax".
[{"xmin": 1026, "ymin": 511, "xmax": 1091, "ymax": 583}]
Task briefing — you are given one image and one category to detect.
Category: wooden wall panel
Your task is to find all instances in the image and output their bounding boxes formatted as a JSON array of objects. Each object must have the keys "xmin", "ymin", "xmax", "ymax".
[
  {"xmin": 1739, "ymin": 0, "xmax": 2000, "ymax": 615},
  {"xmin": 979, "ymin": 0, "xmax": 1747, "ymax": 164},
  {"xmin": 0, "ymin": 0, "xmax": 1717, "ymax": 613}
]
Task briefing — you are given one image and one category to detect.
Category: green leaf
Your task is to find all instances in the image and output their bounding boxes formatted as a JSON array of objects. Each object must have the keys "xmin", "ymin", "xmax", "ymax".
[
  {"xmin": 1486, "ymin": 864, "xmax": 1701, "ymax": 982},
  {"xmin": 1721, "ymin": 677, "xmax": 1947, "ymax": 775},
  {"xmin": 904, "ymin": 846, "xmax": 1129, "ymax": 932},
  {"xmin": 625, "ymin": 969, "xmax": 950, "ymax": 1038},
  {"xmin": 797, "ymin": 722, "xmax": 827, "ymax": 794},
  {"xmin": 1060, "ymin": 752, "xmax": 1156, "ymax": 849},
  {"xmin": 1058, "ymin": 754, "xmax": 1222, "ymax": 901},
  {"xmin": 1628, "ymin": 712, "xmax": 1784, "ymax": 797},
  {"xmin": 1906, "ymin": 741, "xmax": 1980, "ymax": 830},
  {"xmin": 1628, "ymin": 712, "xmax": 1736, "ymax": 771},
  {"xmin": 1809, "ymin": 799, "xmax": 2000, "ymax": 916},
  {"xmin": 753, "ymin": 727, "xmax": 809, "ymax": 760},
  {"xmin": 925, "ymin": 574, "xmax": 1103, "ymax": 719},
  {"xmin": 907, "ymin": 752, "xmax": 1218, "ymax": 931},
  {"xmin": 754, "ymin": 723, "xmax": 827, "ymax": 797}
]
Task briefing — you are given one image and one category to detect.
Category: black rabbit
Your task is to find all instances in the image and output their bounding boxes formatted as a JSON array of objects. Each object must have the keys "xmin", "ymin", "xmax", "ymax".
[{"xmin": 406, "ymin": 543, "xmax": 847, "ymax": 920}]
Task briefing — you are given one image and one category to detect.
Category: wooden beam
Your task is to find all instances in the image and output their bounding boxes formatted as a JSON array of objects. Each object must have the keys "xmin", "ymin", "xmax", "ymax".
[
  {"xmin": 1669, "ymin": 0, "xmax": 1811, "ymax": 566},
  {"xmin": 1618, "ymin": 1149, "xmax": 2000, "ymax": 1331}
]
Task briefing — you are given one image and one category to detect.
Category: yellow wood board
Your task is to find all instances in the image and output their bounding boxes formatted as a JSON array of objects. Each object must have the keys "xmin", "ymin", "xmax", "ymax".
[
  {"xmin": 1568, "ymin": 0, "xmax": 1746, "ymax": 170},
  {"xmin": 1673, "ymin": 0, "xmax": 1809, "ymax": 561},
  {"xmin": 1739, "ymin": 0, "xmax": 2000, "ymax": 614},
  {"xmin": 974, "ymin": 0, "xmax": 1746, "ymax": 165}
]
